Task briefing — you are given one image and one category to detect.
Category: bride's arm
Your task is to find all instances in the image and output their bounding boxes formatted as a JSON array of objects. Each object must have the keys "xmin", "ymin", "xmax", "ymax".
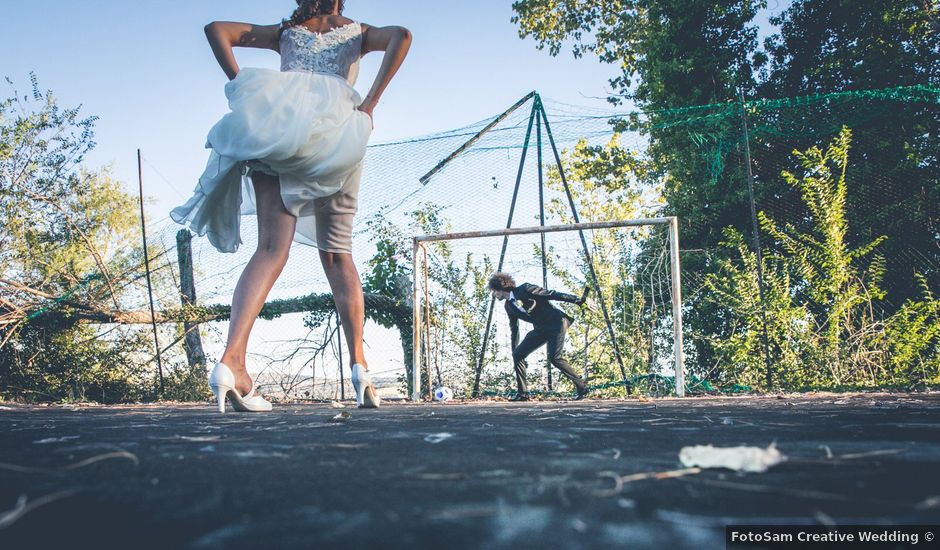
[
  {"xmin": 358, "ymin": 24, "xmax": 413, "ymax": 119},
  {"xmin": 204, "ymin": 22, "xmax": 280, "ymax": 80}
]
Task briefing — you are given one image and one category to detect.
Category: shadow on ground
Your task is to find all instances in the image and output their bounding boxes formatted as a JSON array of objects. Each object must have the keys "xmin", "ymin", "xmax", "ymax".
[{"xmin": 1, "ymin": 394, "xmax": 939, "ymax": 549}]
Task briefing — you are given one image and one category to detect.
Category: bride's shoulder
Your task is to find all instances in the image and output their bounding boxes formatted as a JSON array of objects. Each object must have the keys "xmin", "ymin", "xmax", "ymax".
[{"xmin": 296, "ymin": 14, "xmax": 357, "ymax": 29}]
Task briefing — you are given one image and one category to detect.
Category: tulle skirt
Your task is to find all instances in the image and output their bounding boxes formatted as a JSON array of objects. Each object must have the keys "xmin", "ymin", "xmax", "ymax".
[{"xmin": 171, "ymin": 67, "xmax": 372, "ymax": 253}]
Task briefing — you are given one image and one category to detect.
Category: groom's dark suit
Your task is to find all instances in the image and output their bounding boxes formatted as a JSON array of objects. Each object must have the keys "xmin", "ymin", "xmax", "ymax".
[{"xmin": 505, "ymin": 283, "xmax": 587, "ymax": 396}]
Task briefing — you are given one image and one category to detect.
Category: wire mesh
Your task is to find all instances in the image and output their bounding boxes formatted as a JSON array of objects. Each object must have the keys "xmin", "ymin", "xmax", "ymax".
[
  {"xmin": 414, "ymin": 222, "xmax": 679, "ymax": 399},
  {"xmin": 99, "ymin": 85, "xmax": 940, "ymax": 397}
]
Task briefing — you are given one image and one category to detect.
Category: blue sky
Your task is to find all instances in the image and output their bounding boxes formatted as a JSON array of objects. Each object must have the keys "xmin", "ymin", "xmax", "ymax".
[{"xmin": 3, "ymin": 0, "xmax": 623, "ymax": 215}]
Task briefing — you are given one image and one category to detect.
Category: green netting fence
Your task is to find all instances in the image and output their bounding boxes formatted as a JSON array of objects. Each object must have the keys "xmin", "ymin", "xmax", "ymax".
[{"xmin": 5, "ymin": 84, "xmax": 938, "ymax": 400}]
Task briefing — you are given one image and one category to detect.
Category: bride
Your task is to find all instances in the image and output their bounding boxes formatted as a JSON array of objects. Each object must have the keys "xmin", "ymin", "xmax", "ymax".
[{"xmin": 171, "ymin": 0, "xmax": 411, "ymax": 412}]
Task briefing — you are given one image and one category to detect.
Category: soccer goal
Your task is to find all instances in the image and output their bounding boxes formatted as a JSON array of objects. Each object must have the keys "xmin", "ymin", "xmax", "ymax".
[{"xmin": 411, "ymin": 218, "xmax": 684, "ymax": 401}]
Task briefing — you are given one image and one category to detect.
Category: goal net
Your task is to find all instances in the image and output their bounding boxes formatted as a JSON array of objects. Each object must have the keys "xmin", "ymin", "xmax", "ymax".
[{"xmin": 411, "ymin": 218, "xmax": 684, "ymax": 401}]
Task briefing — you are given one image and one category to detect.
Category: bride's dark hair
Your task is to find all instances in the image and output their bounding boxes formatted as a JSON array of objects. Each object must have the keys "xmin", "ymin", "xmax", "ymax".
[{"xmin": 281, "ymin": 0, "xmax": 345, "ymax": 33}]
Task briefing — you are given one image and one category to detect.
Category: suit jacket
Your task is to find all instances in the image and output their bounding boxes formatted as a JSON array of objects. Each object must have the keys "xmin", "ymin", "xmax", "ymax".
[{"xmin": 505, "ymin": 283, "xmax": 580, "ymax": 349}]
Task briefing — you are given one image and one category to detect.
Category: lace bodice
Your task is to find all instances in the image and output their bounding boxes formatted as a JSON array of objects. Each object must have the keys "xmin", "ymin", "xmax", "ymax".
[{"xmin": 280, "ymin": 21, "xmax": 362, "ymax": 84}]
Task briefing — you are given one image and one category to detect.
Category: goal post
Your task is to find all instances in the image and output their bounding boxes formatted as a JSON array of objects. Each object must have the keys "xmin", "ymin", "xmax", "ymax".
[{"xmin": 411, "ymin": 217, "xmax": 684, "ymax": 401}]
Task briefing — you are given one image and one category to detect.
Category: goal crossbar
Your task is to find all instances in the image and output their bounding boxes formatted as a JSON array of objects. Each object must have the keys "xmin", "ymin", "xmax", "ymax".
[{"xmin": 411, "ymin": 217, "xmax": 685, "ymax": 400}]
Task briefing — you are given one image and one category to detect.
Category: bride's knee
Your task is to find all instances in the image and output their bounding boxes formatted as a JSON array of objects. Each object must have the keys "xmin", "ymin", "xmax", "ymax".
[
  {"xmin": 254, "ymin": 237, "xmax": 291, "ymax": 264},
  {"xmin": 319, "ymin": 250, "xmax": 354, "ymax": 271}
]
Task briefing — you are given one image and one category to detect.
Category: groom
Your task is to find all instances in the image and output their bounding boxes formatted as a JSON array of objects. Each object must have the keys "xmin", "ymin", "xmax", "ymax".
[{"xmin": 488, "ymin": 272, "xmax": 590, "ymax": 401}]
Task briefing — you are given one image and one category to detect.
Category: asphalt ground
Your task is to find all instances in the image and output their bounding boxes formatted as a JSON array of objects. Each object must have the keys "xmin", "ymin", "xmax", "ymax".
[{"xmin": 1, "ymin": 393, "xmax": 939, "ymax": 549}]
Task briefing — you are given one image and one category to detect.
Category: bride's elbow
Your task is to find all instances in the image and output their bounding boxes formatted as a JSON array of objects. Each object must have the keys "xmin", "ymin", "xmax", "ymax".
[{"xmin": 396, "ymin": 26, "xmax": 413, "ymax": 44}]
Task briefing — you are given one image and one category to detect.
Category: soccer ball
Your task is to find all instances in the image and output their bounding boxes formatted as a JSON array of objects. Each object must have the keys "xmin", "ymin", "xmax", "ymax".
[{"xmin": 433, "ymin": 386, "xmax": 454, "ymax": 402}]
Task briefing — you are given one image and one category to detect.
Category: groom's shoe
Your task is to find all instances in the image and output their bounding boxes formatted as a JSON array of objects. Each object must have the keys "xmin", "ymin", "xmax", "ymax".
[{"xmin": 573, "ymin": 382, "xmax": 590, "ymax": 400}]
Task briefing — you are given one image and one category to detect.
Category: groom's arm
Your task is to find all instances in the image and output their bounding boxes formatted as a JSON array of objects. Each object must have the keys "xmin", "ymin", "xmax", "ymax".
[{"xmin": 521, "ymin": 283, "xmax": 581, "ymax": 304}]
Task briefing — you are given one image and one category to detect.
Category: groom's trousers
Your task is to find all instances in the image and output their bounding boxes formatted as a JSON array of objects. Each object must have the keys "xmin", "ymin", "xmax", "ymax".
[{"xmin": 512, "ymin": 318, "xmax": 585, "ymax": 394}]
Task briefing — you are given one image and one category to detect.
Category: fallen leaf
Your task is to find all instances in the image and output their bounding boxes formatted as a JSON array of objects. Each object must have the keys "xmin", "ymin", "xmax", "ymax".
[{"xmin": 330, "ymin": 412, "xmax": 351, "ymax": 423}]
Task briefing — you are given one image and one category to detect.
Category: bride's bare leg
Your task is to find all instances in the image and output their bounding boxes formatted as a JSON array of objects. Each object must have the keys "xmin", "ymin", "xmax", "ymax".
[
  {"xmin": 320, "ymin": 251, "xmax": 367, "ymax": 369},
  {"xmin": 220, "ymin": 172, "xmax": 297, "ymax": 395}
]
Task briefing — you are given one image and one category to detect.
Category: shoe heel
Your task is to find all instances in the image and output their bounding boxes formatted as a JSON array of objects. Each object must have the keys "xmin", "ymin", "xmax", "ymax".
[
  {"xmin": 364, "ymin": 385, "xmax": 381, "ymax": 409},
  {"xmin": 209, "ymin": 362, "xmax": 237, "ymax": 414},
  {"xmin": 211, "ymin": 385, "xmax": 229, "ymax": 414},
  {"xmin": 351, "ymin": 363, "xmax": 379, "ymax": 408},
  {"xmin": 352, "ymin": 376, "xmax": 366, "ymax": 408}
]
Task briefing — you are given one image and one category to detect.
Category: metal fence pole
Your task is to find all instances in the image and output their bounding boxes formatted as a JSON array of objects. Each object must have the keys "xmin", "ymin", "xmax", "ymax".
[
  {"xmin": 537, "ymin": 107, "xmax": 552, "ymax": 392},
  {"xmin": 472, "ymin": 100, "xmax": 539, "ymax": 397},
  {"xmin": 138, "ymin": 149, "xmax": 164, "ymax": 394},
  {"xmin": 667, "ymin": 217, "xmax": 685, "ymax": 397},
  {"xmin": 537, "ymin": 104, "xmax": 632, "ymax": 393},
  {"xmin": 411, "ymin": 238, "xmax": 422, "ymax": 401},
  {"xmin": 739, "ymin": 89, "xmax": 773, "ymax": 390}
]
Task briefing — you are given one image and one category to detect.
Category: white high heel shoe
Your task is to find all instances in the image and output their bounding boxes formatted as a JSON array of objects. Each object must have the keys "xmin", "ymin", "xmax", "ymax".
[
  {"xmin": 209, "ymin": 362, "xmax": 273, "ymax": 413},
  {"xmin": 351, "ymin": 363, "xmax": 380, "ymax": 409}
]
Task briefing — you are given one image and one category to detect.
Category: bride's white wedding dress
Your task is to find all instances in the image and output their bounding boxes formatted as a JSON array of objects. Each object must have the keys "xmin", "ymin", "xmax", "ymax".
[{"xmin": 171, "ymin": 21, "xmax": 372, "ymax": 253}]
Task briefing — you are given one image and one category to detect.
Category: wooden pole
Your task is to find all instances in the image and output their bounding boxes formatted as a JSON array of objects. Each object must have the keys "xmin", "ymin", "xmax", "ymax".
[
  {"xmin": 423, "ymin": 245, "xmax": 433, "ymax": 399},
  {"xmin": 411, "ymin": 238, "xmax": 422, "ymax": 401},
  {"xmin": 175, "ymin": 229, "xmax": 205, "ymax": 370},
  {"xmin": 338, "ymin": 313, "xmax": 345, "ymax": 401}
]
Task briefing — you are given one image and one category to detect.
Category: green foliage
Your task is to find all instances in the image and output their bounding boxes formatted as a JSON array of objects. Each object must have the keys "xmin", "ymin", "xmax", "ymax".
[
  {"xmin": 0, "ymin": 76, "xmax": 156, "ymax": 402},
  {"xmin": 512, "ymin": 0, "xmax": 939, "ymax": 392},
  {"xmin": 511, "ymin": 0, "xmax": 767, "ymax": 252},
  {"xmin": 512, "ymin": 0, "xmax": 765, "ymax": 107},
  {"xmin": 761, "ymin": 0, "xmax": 939, "ymax": 94},
  {"xmin": 880, "ymin": 277, "xmax": 940, "ymax": 387},
  {"xmin": 2, "ymin": 323, "xmax": 154, "ymax": 403},
  {"xmin": 757, "ymin": 0, "xmax": 940, "ymax": 307},
  {"xmin": 760, "ymin": 128, "xmax": 886, "ymax": 376},
  {"xmin": 362, "ymin": 217, "xmax": 412, "ymax": 330},
  {"xmin": 703, "ymin": 228, "xmax": 817, "ymax": 389},
  {"xmin": 704, "ymin": 128, "xmax": 939, "ymax": 389},
  {"xmin": 161, "ymin": 360, "xmax": 211, "ymax": 402},
  {"xmin": 364, "ymin": 204, "xmax": 499, "ymax": 396}
]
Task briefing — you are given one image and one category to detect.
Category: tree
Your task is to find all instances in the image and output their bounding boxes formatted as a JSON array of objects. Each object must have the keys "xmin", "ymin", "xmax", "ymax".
[
  {"xmin": 758, "ymin": 0, "xmax": 940, "ymax": 306},
  {"xmin": 761, "ymin": 0, "xmax": 939, "ymax": 94},
  {"xmin": 0, "ymin": 76, "xmax": 153, "ymax": 402},
  {"xmin": 511, "ymin": 0, "xmax": 766, "ymax": 244},
  {"xmin": 512, "ymin": 0, "xmax": 765, "ymax": 107}
]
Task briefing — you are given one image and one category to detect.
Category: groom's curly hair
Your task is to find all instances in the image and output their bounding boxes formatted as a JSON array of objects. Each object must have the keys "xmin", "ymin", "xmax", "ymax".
[
  {"xmin": 488, "ymin": 272, "xmax": 516, "ymax": 292},
  {"xmin": 282, "ymin": 0, "xmax": 346, "ymax": 34}
]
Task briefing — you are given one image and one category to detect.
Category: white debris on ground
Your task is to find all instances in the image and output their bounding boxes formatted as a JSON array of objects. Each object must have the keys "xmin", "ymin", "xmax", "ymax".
[
  {"xmin": 330, "ymin": 401, "xmax": 346, "ymax": 409},
  {"xmin": 423, "ymin": 433, "xmax": 455, "ymax": 444},
  {"xmin": 678, "ymin": 444, "xmax": 786, "ymax": 473}
]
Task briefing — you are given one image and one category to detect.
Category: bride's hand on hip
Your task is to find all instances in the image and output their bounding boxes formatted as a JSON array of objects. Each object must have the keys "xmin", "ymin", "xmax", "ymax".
[{"xmin": 357, "ymin": 102, "xmax": 375, "ymax": 128}]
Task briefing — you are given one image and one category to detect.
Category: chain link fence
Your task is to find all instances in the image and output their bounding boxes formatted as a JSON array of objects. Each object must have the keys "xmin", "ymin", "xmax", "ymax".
[{"xmin": 109, "ymin": 85, "xmax": 940, "ymax": 399}]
